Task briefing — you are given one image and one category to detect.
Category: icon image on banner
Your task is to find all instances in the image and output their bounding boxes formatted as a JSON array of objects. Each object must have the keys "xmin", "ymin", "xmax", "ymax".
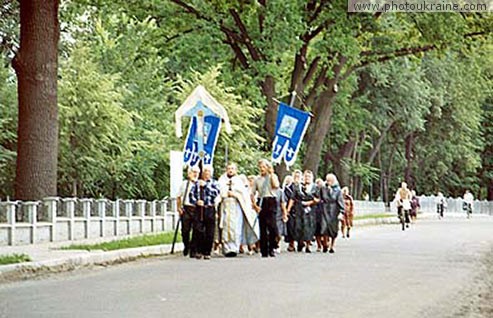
[
  {"xmin": 278, "ymin": 115, "xmax": 298, "ymax": 139},
  {"xmin": 194, "ymin": 122, "xmax": 212, "ymax": 144}
]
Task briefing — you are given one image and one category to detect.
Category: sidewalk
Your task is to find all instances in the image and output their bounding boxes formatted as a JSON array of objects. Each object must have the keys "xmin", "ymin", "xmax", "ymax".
[
  {"xmin": 0, "ymin": 233, "xmax": 184, "ymax": 282},
  {"xmin": 0, "ymin": 212, "xmax": 489, "ymax": 282}
]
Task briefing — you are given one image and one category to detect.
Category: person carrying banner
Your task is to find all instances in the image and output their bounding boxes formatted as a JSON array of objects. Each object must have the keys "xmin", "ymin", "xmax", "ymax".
[
  {"xmin": 319, "ymin": 173, "xmax": 345, "ymax": 253},
  {"xmin": 189, "ymin": 165, "xmax": 220, "ymax": 260},
  {"xmin": 251, "ymin": 159, "xmax": 280, "ymax": 258},
  {"xmin": 218, "ymin": 163, "xmax": 259, "ymax": 257},
  {"xmin": 289, "ymin": 170, "xmax": 320, "ymax": 253},
  {"xmin": 177, "ymin": 166, "xmax": 200, "ymax": 257}
]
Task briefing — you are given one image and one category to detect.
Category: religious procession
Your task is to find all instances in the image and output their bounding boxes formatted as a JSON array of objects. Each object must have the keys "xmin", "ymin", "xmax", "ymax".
[
  {"xmin": 173, "ymin": 87, "xmax": 359, "ymax": 259},
  {"xmin": 177, "ymin": 159, "xmax": 357, "ymax": 260}
]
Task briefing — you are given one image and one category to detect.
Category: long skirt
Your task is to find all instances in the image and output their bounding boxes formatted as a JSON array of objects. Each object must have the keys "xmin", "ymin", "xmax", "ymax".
[
  {"xmin": 320, "ymin": 208, "xmax": 339, "ymax": 239},
  {"xmin": 293, "ymin": 205, "xmax": 315, "ymax": 242}
]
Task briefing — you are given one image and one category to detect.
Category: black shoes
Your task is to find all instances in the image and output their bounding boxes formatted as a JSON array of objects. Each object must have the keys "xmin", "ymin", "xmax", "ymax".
[
  {"xmin": 183, "ymin": 247, "xmax": 189, "ymax": 257},
  {"xmin": 329, "ymin": 248, "xmax": 334, "ymax": 254}
]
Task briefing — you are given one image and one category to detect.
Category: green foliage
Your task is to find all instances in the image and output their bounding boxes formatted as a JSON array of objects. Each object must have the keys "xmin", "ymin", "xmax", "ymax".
[
  {"xmin": 0, "ymin": 55, "xmax": 16, "ymax": 198},
  {"xmin": 58, "ymin": 44, "xmax": 134, "ymax": 198},
  {"xmin": 0, "ymin": 253, "xmax": 31, "ymax": 265}
]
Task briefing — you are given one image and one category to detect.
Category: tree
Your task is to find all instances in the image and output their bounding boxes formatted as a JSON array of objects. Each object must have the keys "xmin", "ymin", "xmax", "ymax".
[{"xmin": 12, "ymin": 0, "xmax": 59, "ymax": 200}]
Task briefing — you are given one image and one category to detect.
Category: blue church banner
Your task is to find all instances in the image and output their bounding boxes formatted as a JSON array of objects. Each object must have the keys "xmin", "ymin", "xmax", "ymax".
[
  {"xmin": 183, "ymin": 114, "xmax": 221, "ymax": 167},
  {"xmin": 271, "ymin": 102, "xmax": 311, "ymax": 168}
]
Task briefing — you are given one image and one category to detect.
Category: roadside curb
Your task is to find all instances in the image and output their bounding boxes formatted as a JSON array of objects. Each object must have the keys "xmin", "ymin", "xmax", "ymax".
[{"xmin": 0, "ymin": 243, "xmax": 182, "ymax": 282}]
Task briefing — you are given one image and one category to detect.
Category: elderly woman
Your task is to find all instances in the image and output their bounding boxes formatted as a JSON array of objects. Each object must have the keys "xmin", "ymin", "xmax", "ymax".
[
  {"xmin": 289, "ymin": 170, "xmax": 320, "ymax": 253},
  {"xmin": 320, "ymin": 173, "xmax": 345, "ymax": 253},
  {"xmin": 340, "ymin": 187, "xmax": 354, "ymax": 239}
]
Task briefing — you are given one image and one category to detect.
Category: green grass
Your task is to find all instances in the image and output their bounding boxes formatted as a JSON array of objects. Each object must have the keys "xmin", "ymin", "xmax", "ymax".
[
  {"xmin": 354, "ymin": 213, "xmax": 394, "ymax": 220},
  {"xmin": 61, "ymin": 231, "xmax": 182, "ymax": 251},
  {"xmin": 0, "ymin": 253, "xmax": 32, "ymax": 265}
]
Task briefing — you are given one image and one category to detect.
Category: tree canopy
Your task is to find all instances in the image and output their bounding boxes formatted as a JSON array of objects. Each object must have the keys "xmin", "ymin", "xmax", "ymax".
[{"xmin": 0, "ymin": 0, "xmax": 492, "ymax": 200}]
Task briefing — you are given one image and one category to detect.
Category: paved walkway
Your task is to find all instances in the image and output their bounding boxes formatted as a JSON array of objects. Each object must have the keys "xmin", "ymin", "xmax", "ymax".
[
  {"xmin": 1, "ymin": 215, "xmax": 492, "ymax": 318},
  {"xmin": 0, "ymin": 212, "xmax": 483, "ymax": 280}
]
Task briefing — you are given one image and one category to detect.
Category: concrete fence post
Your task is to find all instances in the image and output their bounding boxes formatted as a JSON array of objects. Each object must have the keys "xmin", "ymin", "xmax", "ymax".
[
  {"xmin": 80, "ymin": 198, "xmax": 92, "ymax": 239},
  {"xmin": 25, "ymin": 201, "xmax": 39, "ymax": 244},
  {"xmin": 136, "ymin": 200, "xmax": 146, "ymax": 233},
  {"xmin": 43, "ymin": 197, "xmax": 59, "ymax": 242},
  {"xmin": 114, "ymin": 199, "xmax": 120, "ymax": 236},
  {"xmin": 163, "ymin": 199, "xmax": 168, "ymax": 232},
  {"xmin": 150, "ymin": 200, "xmax": 157, "ymax": 232},
  {"xmin": 63, "ymin": 198, "xmax": 76, "ymax": 240},
  {"xmin": 96, "ymin": 198, "xmax": 107, "ymax": 237},
  {"xmin": 6, "ymin": 201, "xmax": 17, "ymax": 245},
  {"xmin": 123, "ymin": 200, "xmax": 133, "ymax": 235}
]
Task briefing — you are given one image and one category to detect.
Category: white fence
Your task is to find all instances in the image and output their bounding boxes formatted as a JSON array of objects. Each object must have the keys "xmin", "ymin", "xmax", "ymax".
[
  {"xmin": 416, "ymin": 196, "xmax": 493, "ymax": 215},
  {"xmin": 0, "ymin": 197, "xmax": 179, "ymax": 246},
  {"xmin": 1, "ymin": 195, "xmax": 491, "ymax": 246},
  {"xmin": 355, "ymin": 195, "xmax": 493, "ymax": 216},
  {"xmin": 353, "ymin": 200, "xmax": 387, "ymax": 215}
]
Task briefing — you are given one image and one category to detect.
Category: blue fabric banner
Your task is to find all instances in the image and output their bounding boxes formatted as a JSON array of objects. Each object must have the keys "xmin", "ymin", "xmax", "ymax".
[
  {"xmin": 271, "ymin": 102, "xmax": 311, "ymax": 167},
  {"xmin": 183, "ymin": 114, "xmax": 221, "ymax": 167}
]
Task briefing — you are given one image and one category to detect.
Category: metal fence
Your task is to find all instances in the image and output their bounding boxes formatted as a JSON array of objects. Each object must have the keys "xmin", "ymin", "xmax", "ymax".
[{"xmin": 0, "ymin": 197, "xmax": 178, "ymax": 246}]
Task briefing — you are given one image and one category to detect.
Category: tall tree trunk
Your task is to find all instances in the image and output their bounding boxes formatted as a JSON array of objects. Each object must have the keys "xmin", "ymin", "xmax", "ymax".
[
  {"xmin": 488, "ymin": 183, "xmax": 493, "ymax": 201},
  {"xmin": 302, "ymin": 57, "xmax": 346, "ymax": 176},
  {"xmin": 12, "ymin": 0, "xmax": 59, "ymax": 200},
  {"xmin": 261, "ymin": 75, "xmax": 290, "ymax": 180},
  {"xmin": 404, "ymin": 133, "xmax": 415, "ymax": 189},
  {"xmin": 302, "ymin": 89, "xmax": 337, "ymax": 175}
]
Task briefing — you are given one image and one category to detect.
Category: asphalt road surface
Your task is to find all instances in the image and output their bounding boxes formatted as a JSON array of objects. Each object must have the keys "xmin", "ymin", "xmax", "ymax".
[{"xmin": 1, "ymin": 216, "xmax": 493, "ymax": 318}]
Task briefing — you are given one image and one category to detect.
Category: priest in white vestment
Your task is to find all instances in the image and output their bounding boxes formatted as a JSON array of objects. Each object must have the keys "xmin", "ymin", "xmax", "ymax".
[{"xmin": 218, "ymin": 163, "xmax": 259, "ymax": 257}]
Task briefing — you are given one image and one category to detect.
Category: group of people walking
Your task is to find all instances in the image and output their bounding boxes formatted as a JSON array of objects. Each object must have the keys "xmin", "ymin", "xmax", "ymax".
[{"xmin": 177, "ymin": 159, "xmax": 355, "ymax": 260}]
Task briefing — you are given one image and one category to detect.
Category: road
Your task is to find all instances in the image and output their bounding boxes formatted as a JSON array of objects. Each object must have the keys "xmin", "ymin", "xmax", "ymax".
[{"xmin": 1, "ymin": 216, "xmax": 492, "ymax": 318}]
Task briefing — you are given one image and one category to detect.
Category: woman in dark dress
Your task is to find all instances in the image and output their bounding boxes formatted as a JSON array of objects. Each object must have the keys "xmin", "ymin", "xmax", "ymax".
[
  {"xmin": 320, "ymin": 173, "xmax": 345, "ymax": 253},
  {"xmin": 289, "ymin": 170, "xmax": 320, "ymax": 253},
  {"xmin": 285, "ymin": 170, "xmax": 302, "ymax": 252},
  {"xmin": 314, "ymin": 178, "xmax": 325, "ymax": 252}
]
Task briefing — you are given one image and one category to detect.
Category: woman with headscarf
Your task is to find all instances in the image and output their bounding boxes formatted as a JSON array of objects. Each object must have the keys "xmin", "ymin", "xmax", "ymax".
[{"xmin": 320, "ymin": 173, "xmax": 345, "ymax": 253}]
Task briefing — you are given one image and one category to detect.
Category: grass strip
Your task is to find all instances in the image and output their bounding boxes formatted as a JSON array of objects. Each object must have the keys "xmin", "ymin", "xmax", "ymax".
[
  {"xmin": 354, "ymin": 213, "xmax": 394, "ymax": 220},
  {"xmin": 0, "ymin": 253, "xmax": 31, "ymax": 265},
  {"xmin": 61, "ymin": 232, "xmax": 182, "ymax": 251}
]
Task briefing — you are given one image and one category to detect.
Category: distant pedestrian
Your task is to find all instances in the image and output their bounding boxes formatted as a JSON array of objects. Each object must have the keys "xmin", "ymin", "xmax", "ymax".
[
  {"xmin": 463, "ymin": 190, "xmax": 474, "ymax": 219},
  {"xmin": 410, "ymin": 190, "xmax": 420, "ymax": 222},
  {"xmin": 395, "ymin": 182, "xmax": 412, "ymax": 227},
  {"xmin": 189, "ymin": 165, "xmax": 220, "ymax": 260},
  {"xmin": 341, "ymin": 187, "xmax": 354, "ymax": 239},
  {"xmin": 436, "ymin": 192, "xmax": 447, "ymax": 219}
]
